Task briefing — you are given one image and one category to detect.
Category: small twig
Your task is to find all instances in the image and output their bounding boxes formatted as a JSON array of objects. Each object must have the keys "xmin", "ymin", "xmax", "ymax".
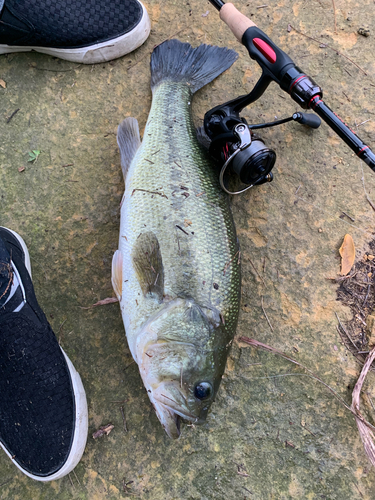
[
  {"xmin": 153, "ymin": 29, "xmax": 186, "ymax": 49},
  {"xmin": 126, "ymin": 51, "xmax": 149, "ymax": 72},
  {"xmin": 341, "ymin": 211, "xmax": 355, "ymax": 222},
  {"xmin": 80, "ymin": 297, "xmax": 119, "ymax": 309},
  {"xmin": 73, "ymin": 469, "xmax": 81, "ymax": 487},
  {"xmin": 301, "ymin": 423, "xmax": 316, "ymax": 436},
  {"xmin": 353, "ymin": 482, "xmax": 364, "ymax": 498},
  {"xmin": 351, "ymin": 347, "xmax": 375, "ymax": 467},
  {"xmin": 68, "ymin": 474, "xmax": 76, "ymax": 490},
  {"xmin": 176, "ymin": 224, "xmax": 189, "ymax": 235},
  {"xmin": 289, "ymin": 25, "xmax": 367, "ymax": 75},
  {"xmin": 336, "ymin": 325, "xmax": 359, "ymax": 353},
  {"xmin": 239, "ymin": 336, "xmax": 375, "ymax": 432},
  {"xmin": 6, "ymin": 108, "xmax": 20, "ymax": 123},
  {"xmin": 120, "ymin": 406, "xmax": 128, "ymax": 432},
  {"xmin": 335, "ymin": 312, "xmax": 359, "ymax": 351},
  {"xmin": 261, "ymin": 296, "xmax": 274, "ymax": 332},
  {"xmin": 359, "ymin": 162, "xmax": 375, "ymax": 212},
  {"xmin": 248, "ymin": 257, "xmax": 266, "ymax": 286},
  {"xmin": 32, "ymin": 65, "xmax": 80, "ymax": 73},
  {"xmin": 357, "ymin": 119, "xmax": 371, "ymax": 128},
  {"xmin": 363, "ymin": 283, "xmax": 371, "ymax": 308}
]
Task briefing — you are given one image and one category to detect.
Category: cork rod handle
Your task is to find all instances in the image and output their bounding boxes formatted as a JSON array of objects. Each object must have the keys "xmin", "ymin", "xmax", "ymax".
[{"xmin": 219, "ymin": 3, "xmax": 257, "ymax": 41}]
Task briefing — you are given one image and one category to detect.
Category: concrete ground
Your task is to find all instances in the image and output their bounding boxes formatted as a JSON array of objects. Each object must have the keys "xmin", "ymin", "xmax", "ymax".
[{"xmin": 1, "ymin": 0, "xmax": 375, "ymax": 498}]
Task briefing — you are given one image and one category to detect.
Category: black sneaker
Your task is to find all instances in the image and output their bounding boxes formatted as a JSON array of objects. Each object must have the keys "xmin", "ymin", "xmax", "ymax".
[
  {"xmin": 0, "ymin": 0, "xmax": 151, "ymax": 64},
  {"xmin": 0, "ymin": 227, "xmax": 88, "ymax": 481}
]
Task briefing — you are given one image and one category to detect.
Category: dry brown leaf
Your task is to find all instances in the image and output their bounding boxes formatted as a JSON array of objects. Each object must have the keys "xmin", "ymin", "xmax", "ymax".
[
  {"xmin": 80, "ymin": 297, "xmax": 118, "ymax": 309},
  {"xmin": 92, "ymin": 424, "xmax": 114, "ymax": 439},
  {"xmin": 0, "ymin": 79, "xmax": 6, "ymax": 89},
  {"xmin": 339, "ymin": 234, "xmax": 355, "ymax": 275}
]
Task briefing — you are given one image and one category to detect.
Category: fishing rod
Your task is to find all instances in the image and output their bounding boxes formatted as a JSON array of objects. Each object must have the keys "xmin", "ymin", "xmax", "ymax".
[{"xmin": 204, "ymin": 1, "xmax": 375, "ymax": 194}]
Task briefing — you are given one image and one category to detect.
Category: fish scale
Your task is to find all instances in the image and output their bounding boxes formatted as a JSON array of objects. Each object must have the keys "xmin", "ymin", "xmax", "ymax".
[
  {"xmin": 121, "ymin": 82, "xmax": 239, "ymax": 348},
  {"xmin": 112, "ymin": 39, "xmax": 240, "ymax": 438}
]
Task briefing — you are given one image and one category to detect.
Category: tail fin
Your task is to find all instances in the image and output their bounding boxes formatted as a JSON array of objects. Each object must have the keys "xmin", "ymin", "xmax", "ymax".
[{"xmin": 150, "ymin": 39, "xmax": 238, "ymax": 94}]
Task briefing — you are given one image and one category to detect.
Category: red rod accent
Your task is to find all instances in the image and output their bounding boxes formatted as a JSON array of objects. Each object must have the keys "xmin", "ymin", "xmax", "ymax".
[
  {"xmin": 289, "ymin": 75, "xmax": 305, "ymax": 92},
  {"xmin": 309, "ymin": 96, "xmax": 322, "ymax": 109},
  {"xmin": 358, "ymin": 146, "xmax": 369, "ymax": 155},
  {"xmin": 253, "ymin": 38, "xmax": 277, "ymax": 64}
]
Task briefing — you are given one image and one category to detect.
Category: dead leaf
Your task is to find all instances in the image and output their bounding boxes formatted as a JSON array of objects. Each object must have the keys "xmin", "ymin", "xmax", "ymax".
[
  {"xmin": 92, "ymin": 424, "xmax": 114, "ymax": 439},
  {"xmin": 339, "ymin": 234, "xmax": 355, "ymax": 275},
  {"xmin": 0, "ymin": 79, "xmax": 6, "ymax": 89},
  {"xmin": 18, "ymin": 167, "xmax": 25, "ymax": 173}
]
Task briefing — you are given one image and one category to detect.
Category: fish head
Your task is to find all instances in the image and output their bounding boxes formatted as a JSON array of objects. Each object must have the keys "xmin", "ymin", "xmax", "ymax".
[{"xmin": 135, "ymin": 298, "xmax": 224, "ymax": 438}]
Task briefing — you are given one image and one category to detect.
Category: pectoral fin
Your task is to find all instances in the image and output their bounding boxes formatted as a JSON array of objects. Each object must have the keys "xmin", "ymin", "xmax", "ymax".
[
  {"xmin": 132, "ymin": 232, "xmax": 164, "ymax": 302},
  {"xmin": 111, "ymin": 250, "xmax": 123, "ymax": 300},
  {"xmin": 186, "ymin": 301, "xmax": 221, "ymax": 329}
]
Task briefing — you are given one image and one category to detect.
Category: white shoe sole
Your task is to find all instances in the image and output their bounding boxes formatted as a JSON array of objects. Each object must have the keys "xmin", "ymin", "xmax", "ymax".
[
  {"xmin": 0, "ymin": 228, "xmax": 89, "ymax": 481},
  {"xmin": 0, "ymin": 2, "xmax": 150, "ymax": 64}
]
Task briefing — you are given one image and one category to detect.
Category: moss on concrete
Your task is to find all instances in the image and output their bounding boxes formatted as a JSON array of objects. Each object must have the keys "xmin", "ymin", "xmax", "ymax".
[{"xmin": 1, "ymin": 0, "xmax": 375, "ymax": 498}]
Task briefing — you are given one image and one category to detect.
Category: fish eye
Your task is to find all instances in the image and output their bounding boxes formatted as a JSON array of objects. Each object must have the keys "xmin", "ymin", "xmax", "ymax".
[{"xmin": 194, "ymin": 382, "xmax": 212, "ymax": 400}]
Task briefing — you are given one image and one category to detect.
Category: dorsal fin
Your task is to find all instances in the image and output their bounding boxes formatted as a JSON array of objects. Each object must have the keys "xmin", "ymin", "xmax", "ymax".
[
  {"xmin": 132, "ymin": 232, "xmax": 164, "ymax": 302},
  {"xmin": 117, "ymin": 117, "xmax": 141, "ymax": 182}
]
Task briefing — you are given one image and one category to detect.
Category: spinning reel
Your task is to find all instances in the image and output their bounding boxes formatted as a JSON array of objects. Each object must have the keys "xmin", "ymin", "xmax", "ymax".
[
  {"xmin": 204, "ymin": 91, "xmax": 321, "ymax": 195},
  {"xmin": 204, "ymin": 1, "xmax": 375, "ymax": 195}
]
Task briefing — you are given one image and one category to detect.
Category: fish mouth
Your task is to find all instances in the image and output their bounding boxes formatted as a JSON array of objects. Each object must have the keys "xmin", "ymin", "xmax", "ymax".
[
  {"xmin": 151, "ymin": 384, "xmax": 198, "ymax": 439},
  {"xmin": 152, "ymin": 401, "xmax": 182, "ymax": 439}
]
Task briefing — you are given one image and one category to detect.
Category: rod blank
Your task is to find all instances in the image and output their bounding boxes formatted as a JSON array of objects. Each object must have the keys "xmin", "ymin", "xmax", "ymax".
[{"xmin": 207, "ymin": 0, "xmax": 225, "ymax": 11}]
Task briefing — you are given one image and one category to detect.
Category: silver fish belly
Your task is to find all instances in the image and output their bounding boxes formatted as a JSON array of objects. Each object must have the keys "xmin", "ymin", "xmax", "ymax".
[{"xmin": 112, "ymin": 40, "xmax": 240, "ymax": 438}]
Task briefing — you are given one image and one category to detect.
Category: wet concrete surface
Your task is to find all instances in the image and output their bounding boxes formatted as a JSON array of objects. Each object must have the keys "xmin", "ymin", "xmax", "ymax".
[{"xmin": 1, "ymin": 0, "xmax": 375, "ymax": 498}]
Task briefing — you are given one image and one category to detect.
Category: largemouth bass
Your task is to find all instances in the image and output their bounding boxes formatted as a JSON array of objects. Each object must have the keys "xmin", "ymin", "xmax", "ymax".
[{"xmin": 112, "ymin": 39, "xmax": 241, "ymax": 438}]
